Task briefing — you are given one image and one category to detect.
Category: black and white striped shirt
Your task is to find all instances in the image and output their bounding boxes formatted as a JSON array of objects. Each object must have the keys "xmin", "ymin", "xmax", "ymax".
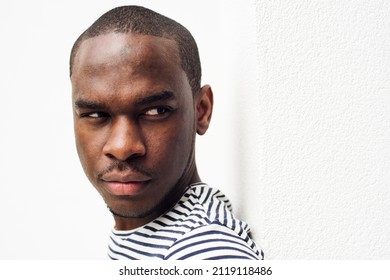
[{"xmin": 108, "ymin": 183, "xmax": 264, "ymax": 260}]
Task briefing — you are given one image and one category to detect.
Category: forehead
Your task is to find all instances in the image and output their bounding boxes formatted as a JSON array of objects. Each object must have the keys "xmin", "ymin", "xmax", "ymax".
[
  {"xmin": 72, "ymin": 32, "xmax": 182, "ymax": 80},
  {"xmin": 71, "ymin": 32, "xmax": 191, "ymax": 103}
]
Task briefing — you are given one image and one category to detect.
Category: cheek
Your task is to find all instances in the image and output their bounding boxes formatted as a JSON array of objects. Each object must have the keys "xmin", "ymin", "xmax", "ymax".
[
  {"xmin": 74, "ymin": 125, "xmax": 106, "ymax": 178},
  {"xmin": 145, "ymin": 115, "xmax": 195, "ymax": 171}
]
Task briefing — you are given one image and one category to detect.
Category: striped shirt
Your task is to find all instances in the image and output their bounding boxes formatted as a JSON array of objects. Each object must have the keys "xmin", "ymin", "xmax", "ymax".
[{"xmin": 108, "ymin": 183, "xmax": 264, "ymax": 260}]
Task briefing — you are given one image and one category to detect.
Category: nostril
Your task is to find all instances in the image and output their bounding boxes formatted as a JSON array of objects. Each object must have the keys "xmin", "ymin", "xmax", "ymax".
[{"xmin": 105, "ymin": 153, "xmax": 115, "ymax": 159}]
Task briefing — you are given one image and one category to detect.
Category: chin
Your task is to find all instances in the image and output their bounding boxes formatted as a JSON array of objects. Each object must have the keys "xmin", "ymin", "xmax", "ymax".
[{"xmin": 107, "ymin": 201, "xmax": 159, "ymax": 219}]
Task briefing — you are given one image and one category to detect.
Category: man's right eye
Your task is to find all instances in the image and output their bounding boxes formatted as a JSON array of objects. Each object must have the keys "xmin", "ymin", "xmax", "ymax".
[{"xmin": 80, "ymin": 112, "xmax": 109, "ymax": 119}]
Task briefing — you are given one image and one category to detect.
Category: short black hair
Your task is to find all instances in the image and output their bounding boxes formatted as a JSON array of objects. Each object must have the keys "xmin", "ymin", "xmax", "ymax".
[{"xmin": 69, "ymin": 5, "xmax": 201, "ymax": 94}]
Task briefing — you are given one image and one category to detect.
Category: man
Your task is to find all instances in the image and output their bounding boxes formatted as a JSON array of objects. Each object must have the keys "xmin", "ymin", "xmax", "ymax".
[{"xmin": 70, "ymin": 5, "xmax": 263, "ymax": 260}]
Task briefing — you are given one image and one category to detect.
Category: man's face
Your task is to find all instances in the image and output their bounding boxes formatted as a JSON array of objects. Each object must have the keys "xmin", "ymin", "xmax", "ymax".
[{"xmin": 71, "ymin": 32, "xmax": 198, "ymax": 227}]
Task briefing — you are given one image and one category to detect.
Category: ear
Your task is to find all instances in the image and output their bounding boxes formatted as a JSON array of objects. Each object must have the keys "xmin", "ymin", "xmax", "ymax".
[{"xmin": 195, "ymin": 85, "xmax": 213, "ymax": 135}]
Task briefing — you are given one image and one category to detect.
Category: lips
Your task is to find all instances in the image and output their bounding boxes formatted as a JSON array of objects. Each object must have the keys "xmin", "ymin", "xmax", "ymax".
[{"xmin": 100, "ymin": 172, "xmax": 151, "ymax": 196}]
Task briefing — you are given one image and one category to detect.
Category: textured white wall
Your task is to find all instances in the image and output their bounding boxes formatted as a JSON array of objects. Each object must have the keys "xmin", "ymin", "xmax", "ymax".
[{"xmin": 231, "ymin": 0, "xmax": 390, "ymax": 259}]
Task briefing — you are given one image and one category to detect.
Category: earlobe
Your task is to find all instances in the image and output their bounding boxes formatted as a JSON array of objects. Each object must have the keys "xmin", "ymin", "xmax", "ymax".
[{"xmin": 196, "ymin": 85, "xmax": 213, "ymax": 135}]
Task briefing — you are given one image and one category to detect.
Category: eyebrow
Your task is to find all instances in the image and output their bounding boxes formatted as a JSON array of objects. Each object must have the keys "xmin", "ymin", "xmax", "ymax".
[
  {"xmin": 74, "ymin": 91, "xmax": 176, "ymax": 110},
  {"xmin": 74, "ymin": 99, "xmax": 107, "ymax": 110},
  {"xmin": 135, "ymin": 91, "xmax": 175, "ymax": 105}
]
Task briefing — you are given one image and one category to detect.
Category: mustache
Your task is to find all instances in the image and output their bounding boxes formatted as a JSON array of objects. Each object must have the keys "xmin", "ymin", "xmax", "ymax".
[{"xmin": 97, "ymin": 161, "xmax": 152, "ymax": 180}]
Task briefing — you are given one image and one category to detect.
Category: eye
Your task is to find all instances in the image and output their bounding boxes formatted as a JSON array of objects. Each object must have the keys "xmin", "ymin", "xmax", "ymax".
[
  {"xmin": 80, "ymin": 112, "xmax": 109, "ymax": 119},
  {"xmin": 143, "ymin": 107, "xmax": 171, "ymax": 116},
  {"xmin": 89, "ymin": 112, "xmax": 106, "ymax": 118}
]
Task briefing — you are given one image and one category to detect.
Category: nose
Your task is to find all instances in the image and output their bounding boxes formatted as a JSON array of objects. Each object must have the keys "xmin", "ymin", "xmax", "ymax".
[{"xmin": 102, "ymin": 117, "xmax": 146, "ymax": 161}]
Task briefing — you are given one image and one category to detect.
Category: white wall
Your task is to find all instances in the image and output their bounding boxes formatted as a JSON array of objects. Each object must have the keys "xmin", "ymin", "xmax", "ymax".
[
  {"xmin": 0, "ymin": 0, "xmax": 389, "ymax": 259},
  {"xmin": 244, "ymin": 0, "xmax": 390, "ymax": 259}
]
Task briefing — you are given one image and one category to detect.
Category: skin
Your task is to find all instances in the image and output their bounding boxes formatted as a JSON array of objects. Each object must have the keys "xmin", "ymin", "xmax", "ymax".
[{"xmin": 71, "ymin": 32, "xmax": 213, "ymax": 230}]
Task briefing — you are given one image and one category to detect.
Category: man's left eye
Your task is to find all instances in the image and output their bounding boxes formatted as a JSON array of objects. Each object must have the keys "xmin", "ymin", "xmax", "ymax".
[{"xmin": 144, "ymin": 107, "xmax": 170, "ymax": 116}]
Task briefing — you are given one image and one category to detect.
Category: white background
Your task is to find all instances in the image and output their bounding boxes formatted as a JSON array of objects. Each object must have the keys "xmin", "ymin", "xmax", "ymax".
[{"xmin": 0, "ymin": 0, "xmax": 389, "ymax": 259}]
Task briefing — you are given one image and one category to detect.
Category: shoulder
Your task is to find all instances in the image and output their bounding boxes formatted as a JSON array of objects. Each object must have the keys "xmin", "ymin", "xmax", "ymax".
[
  {"xmin": 162, "ymin": 184, "xmax": 263, "ymax": 260},
  {"xmin": 163, "ymin": 223, "xmax": 262, "ymax": 260}
]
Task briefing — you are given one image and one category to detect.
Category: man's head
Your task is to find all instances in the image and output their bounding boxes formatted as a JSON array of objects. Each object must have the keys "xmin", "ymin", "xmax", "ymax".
[
  {"xmin": 70, "ymin": 6, "xmax": 213, "ymax": 230},
  {"xmin": 70, "ymin": 5, "xmax": 201, "ymax": 94}
]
